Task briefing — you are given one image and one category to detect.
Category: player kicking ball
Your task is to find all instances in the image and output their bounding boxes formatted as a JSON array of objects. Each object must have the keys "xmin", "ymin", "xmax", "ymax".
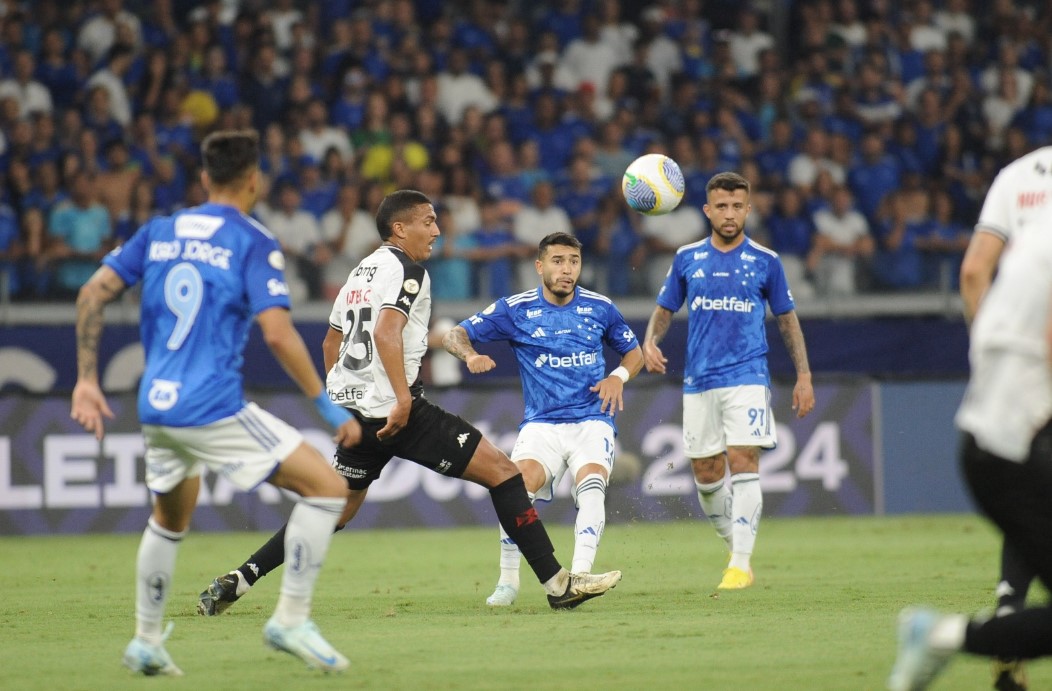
[
  {"xmin": 443, "ymin": 232, "xmax": 643, "ymax": 606},
  {"xmin": 196, "ymin": 192, "xmax": 622, "ymax": 618}
]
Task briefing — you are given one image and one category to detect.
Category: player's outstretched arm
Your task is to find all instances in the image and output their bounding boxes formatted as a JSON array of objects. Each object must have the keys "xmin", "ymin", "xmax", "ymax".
[
  {"xmin": 591, "ymin": 346, "xmax": 644, "ymax": 415},
  {"xmin": 442, "ymin": 325, "xmax": 496, "ymax": 374},
  {"xmin": 775, "ymin": 310, "xmax": 815, "ymax": 418},
  {"xmin": 642, "ymin": 306, "xmax": 673, "ymax": 374},
  {"xmin": 258, "ymin": 307, "xmax": 361, "ymax": 445},
  {"xmin": 71, "ymin": 266, "xmax": 127, "ymax": 440}
]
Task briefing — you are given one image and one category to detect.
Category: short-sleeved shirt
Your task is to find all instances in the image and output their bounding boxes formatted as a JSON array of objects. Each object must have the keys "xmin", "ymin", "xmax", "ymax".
[
  {"xmin": 459, "ymin": 286, "xmax": 639, "ymax": 430},
  {"xmin": 327, "ymin": 245, "xmax": 431, "ymax": 418},
  {"xmin": 103, "ymin": 202, "xmax": 291, "ymax": 426},
  {"xmin": 976, "ymin": 145, "xmax": 1052, "ymax": 244},
  {"xmin": 957, "ymin": 207, "xmax": 1052, "ymax": 461},
  {"xmin": 657, "ymin": 236, "xmax": 795, "ymax": 393}
]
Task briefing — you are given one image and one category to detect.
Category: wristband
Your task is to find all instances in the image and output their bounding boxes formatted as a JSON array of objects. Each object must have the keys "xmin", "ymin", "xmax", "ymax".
[
  {"xmin": 610, "ymin": 366, "xmax": 630, "ymax": 383},
  {"xmin": 313, "ymin": 390, "xmax": 351, "ymax": 427}
]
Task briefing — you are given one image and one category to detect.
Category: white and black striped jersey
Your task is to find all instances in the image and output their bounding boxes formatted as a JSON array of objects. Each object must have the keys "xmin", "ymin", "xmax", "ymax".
[{"xmin": 326, "ymin": 244, "xmax": 431, "ymax": 418}]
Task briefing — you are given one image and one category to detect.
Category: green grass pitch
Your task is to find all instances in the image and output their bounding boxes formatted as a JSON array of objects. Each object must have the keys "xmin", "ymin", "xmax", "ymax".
[{"xmin": 1, "ymin": 515, "xmax": 1047, "ymax": 690}]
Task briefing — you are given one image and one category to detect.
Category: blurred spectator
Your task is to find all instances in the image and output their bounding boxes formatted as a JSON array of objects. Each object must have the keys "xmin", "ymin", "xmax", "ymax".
[
  {"xmin": 560, "ymin": 14, "xmax": 622, "ymax": 95},
  {"xmin": 77, "ymin": 0, "xmax": 143, "ymax": 65},
  {"xmin": 641, "ymin": 195, "xmax": 706, "ymax": 294},
  {"xmin": 425, "ymin": 205, "xmax": 478, "ymax": 301},
  {"xmin": 267, "ymin": 180, "xmax": 329, "ymax": 303},
  {"xmin": 557, "ymin": 154, "xmax": 607, "ymax": 257},
  {"xmin": 512, "ymin": 180, "xmax": 572, "ymax": 290},
  {"xmin": 788, "ymin": 127, "xmax": 845, "ymax": 192},
  {"xmin": 729, "ymin": 8, "xmax": 775, "ymax": 79},
  {"xmin": 808, "ymin": 184, "xmax": 874, "ymax": 296},
  {"xmin": 240, "ymin": 43, "xmax": 288, "ymax": 132},
  {"xmin": 86, "ymin": 45, "xmax": 134, "ymax": 127},
  {"xmin": 46, "ymin": 171, "xmax": 112, "ymax": 297},
  {"xmin": 0, "ymin": 49, "xmax": 53, "ymax": 118},
  {"xmin": 916, "ymin": 187, "xmax": 970, "ymax": 289},
  {"xmin": 299, "ymin": 97, "xmax": 352, "ymax": 164},
  {"xmin": 935, "ymin": 0, "xmax": 975, "ymax": 43},
  {"xmin": 297, "ymin": 158, "xmax": 338, "ymax": 219},
  {"xmin": 436, "ymin": 48, "xmax": 497, "ymax": 126},
  {"xmin": 23, "ymin": 160, "xmax": 67, "ymax": 219},
  {"xmin": 113, "ymin": 178, "xmax": 157, "ymax": 244},
  {"xmin": 871, "ymin": 183, "xmax": 929, "ymax": 291},
  {"xmin": 360, "ymin": 111, "xmax": 428, "ymax": 189},
  {"xmin": 0, "ymin": 198, "xmax": 22, "ymax": 299},
  {"xmin": 320, "ymin": 181, "xmax": 380, "ymax": 297},
  {"xmin": 767, "ymin": 186, "xmax": 816, "ymax": 300},
  {"xmin": 594, "ymin": 189, "xmax": 646, "ymax": 296},
  {"xmin": 15, "ymin": 206, "xmax": 48, "ymax": 299},
  {"xmin": 95, "ymin": 139, "xmax": 141, "ymax": 222},
  {"xmin": 848, "ymin": 131, "xmax": 901, "ymax": 226},
  {"xmin": 476, "ymin": 195, "xmax": 528, "ymax": 297}
]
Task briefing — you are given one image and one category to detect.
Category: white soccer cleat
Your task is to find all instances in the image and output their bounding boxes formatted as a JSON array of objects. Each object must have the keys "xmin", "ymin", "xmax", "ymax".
[
  {"xmin": 485, "ymin": 584, "xmax": 519, "ymax": 607},
  {"xmin": 264, "ymin": 618, "xmax": 349, "ymax": 672},
  {"xmin": 548, "ymin": 570, "xmax": 622, "ymax": 610},
  {"xmin": 887, "ymin": 607, "xmax": 956, "ymax": 691},
  {"xmin": 123, "ymin": 622, "xmax": 183, "ymax": 676}
]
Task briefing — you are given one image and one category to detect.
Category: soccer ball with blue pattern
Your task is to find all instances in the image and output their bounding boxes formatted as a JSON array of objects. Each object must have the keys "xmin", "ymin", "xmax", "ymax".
[{"xmin": 621, "ymin": 154, "xmax": 685, "ymax": 216}]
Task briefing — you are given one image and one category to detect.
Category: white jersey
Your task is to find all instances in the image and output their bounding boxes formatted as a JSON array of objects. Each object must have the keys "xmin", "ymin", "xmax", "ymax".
[
  {"xmin": 956, "ymin": 208, "xmax": 1052, "ymax": 462},
  {"xmin": 975, "ymin": 145, "xmax": 1052, "ymax": 243},
  {"xmin": 327, "ymin": 244, "xmax": 431, "ymax": 418}
]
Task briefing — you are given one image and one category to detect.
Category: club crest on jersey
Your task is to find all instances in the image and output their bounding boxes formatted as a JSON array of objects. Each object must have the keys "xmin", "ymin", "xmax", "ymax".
[{"xmin": 402, "ymin": 278, "xmax": 420, "ymax": 294}]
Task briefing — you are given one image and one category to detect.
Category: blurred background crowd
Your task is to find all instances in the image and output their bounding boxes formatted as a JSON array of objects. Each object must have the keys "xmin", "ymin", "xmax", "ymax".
[{"xmin": 0, "ymin": 0, "xmax": 1046, "ymax": 305}]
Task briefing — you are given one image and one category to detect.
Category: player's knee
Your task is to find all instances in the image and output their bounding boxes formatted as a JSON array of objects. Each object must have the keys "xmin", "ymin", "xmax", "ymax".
[{"xmin": 572, "ymin": 472, "xmax": 607, "ymax": 507}]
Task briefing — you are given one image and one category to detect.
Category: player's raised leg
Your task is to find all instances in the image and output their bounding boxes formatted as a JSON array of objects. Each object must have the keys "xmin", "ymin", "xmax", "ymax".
[
  {"xmin": 465, "ymin": 438, "xmax": 621, "ymax": 610},
  {"xmin": 485, "ymin": 459, "xmax": 545, "ymax": 607}
]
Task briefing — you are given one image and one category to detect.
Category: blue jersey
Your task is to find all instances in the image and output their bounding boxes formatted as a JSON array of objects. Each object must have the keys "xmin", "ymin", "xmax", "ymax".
[
  {"xmin": 460, "ymin": 286, "xmax": 639, "ymax": 429},
  {"xmin": 102, "ymin": 203, "xmax": 291, "ymax": 426},
  {"xmin": 657, "ymin": 237, "xmax": 794, "ymax": 393}
]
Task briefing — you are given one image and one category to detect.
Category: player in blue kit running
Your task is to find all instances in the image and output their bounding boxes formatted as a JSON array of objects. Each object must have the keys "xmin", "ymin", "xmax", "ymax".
[
  {"xmin": 70, "ymin": 130, "xmax": 362, "ymax": 675},
  {"xmin": 442, "ymin": 232, "xmax": 643, "ymax": 606},
  {"xmin": 642, "ymin": 172, "xmax": 815, "ymax": 591}
]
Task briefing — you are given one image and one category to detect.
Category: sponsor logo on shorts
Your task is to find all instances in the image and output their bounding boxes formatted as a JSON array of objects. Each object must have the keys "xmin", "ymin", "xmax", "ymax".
[
  {"xmin": 333, "ymin": 465, "xmax": 368, "ymax": 479},
  {"xmin": 436, "ymin": 460, "xmax": 452, "ymax": 474}
]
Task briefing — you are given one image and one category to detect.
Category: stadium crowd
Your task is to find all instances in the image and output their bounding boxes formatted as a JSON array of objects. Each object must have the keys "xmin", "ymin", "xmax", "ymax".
[{"xmin": 0, "ymin": 0, "xmax": 1045, "ymax": 303}]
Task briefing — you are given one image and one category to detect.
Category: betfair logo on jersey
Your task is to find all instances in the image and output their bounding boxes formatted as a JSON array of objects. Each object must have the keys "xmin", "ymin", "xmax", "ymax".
[
  {"xmin": 533, "ymin": 350, "xmax": 599, "ymax": 368},
  {"xmin": 690, "ymin": 296, "xmax": 756, "ymax": 313}
]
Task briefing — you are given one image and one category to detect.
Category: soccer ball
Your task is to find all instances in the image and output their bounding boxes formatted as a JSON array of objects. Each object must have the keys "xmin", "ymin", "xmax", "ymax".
[{"xmin": 621, "ymin": 154, "xmax": 685, "ymax": 216}]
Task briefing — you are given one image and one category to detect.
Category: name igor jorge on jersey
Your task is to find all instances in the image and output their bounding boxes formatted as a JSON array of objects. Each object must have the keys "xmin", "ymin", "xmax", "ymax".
[
  {"xmin": 460, "ymin": 286, "xmax": 639, "ymax": 429},
  {"xmin": 102, "ymin": 203, "xmax": 292, "ymax": 426},
  {"xmin": 657, "ymin": 236, "xmax": 794, "ymax": 393},
  {"xmin": 327, "ymin": 245, "xmax": 430, "ymax": 418}
]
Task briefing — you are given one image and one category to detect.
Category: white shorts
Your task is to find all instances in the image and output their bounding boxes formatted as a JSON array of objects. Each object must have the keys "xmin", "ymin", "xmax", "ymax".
[
  {"xmin": 141, "ymin": 402, "xmax": 303, "ymax": 494},
  {"xmin": 683, "ymin": 385, "xmax": 777, "ymax": 458},
  {"xmin": 510, "ymin": 420, "xmax": 614, "ymax": 502}
]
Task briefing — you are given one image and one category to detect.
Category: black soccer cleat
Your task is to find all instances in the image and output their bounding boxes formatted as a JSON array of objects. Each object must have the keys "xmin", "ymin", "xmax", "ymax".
[
  {"xmin": 547, "ymin": 570, "xmax": 622, "ymax": 610},
  {"xmin": 197, "ymin": 571, "xmax": 245, "ymax": 616}
]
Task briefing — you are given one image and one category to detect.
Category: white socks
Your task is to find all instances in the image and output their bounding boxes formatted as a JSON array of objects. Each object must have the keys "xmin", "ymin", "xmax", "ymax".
[
  {"xmin": 135, "ymin": 518, "xmax": 186, "ymax": 644},
  {"xmin": 695, "ymin": 479, "xmax": 734, "ymax": 552},
  {"xmin": 274, "ymin": 496, "xmax": 344, "ymax": 627},
  {"xmin": 496, "ymin": 525, "xmax": 522, "ymax": 589},
  {"xmin": 571, "ymin": 474, "xmax": 607, "ymax": 574},
  {"xmin": 729, "ymin": 473, "xmax": 762, "ymax": 571}
]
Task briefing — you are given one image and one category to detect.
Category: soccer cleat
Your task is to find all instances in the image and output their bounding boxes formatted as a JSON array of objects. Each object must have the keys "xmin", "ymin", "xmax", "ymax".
[
  {"xmin": 717, "ymin": 566, "xmax": 754, "ymax": 590},
  {"xmin": 485, "ymin": 583, "xmax": 518, "ymax": 607},
  {"xmin": 992, "ymin": 659, "xmax": 1028, "ymax": 691},
  {"xmin": 887, "ymin": 607, "xmax": 956, "ymax": 691},
  {"xmin": 123, "ymin": 622, "xmax": 183, "ymax": 676},
  {"xmin": 263, "ymin": 618, "xmax": 349, "ymax": 672},
  {"xmin": 197, "ymin": 571, "xmax": 247, "ymax": 616},
  {"xmin": 548, "ymin": 570, "xmax": 622, "ymax": 610}
]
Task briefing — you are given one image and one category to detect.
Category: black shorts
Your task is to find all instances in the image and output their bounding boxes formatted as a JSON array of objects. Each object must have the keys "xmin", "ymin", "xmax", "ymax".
[{"xmin": 333, "ymin": 396, "xmax": 483, "ymax": 490}]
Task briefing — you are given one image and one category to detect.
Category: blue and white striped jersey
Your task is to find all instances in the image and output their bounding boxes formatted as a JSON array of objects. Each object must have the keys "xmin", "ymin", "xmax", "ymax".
[
  {"xmin": 460, "ymin": 286, "xmax": 639, "ymax": 429},
  {"xmin": 657, "ymin": 236, "xmax": 795, "ymax": 393}
]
